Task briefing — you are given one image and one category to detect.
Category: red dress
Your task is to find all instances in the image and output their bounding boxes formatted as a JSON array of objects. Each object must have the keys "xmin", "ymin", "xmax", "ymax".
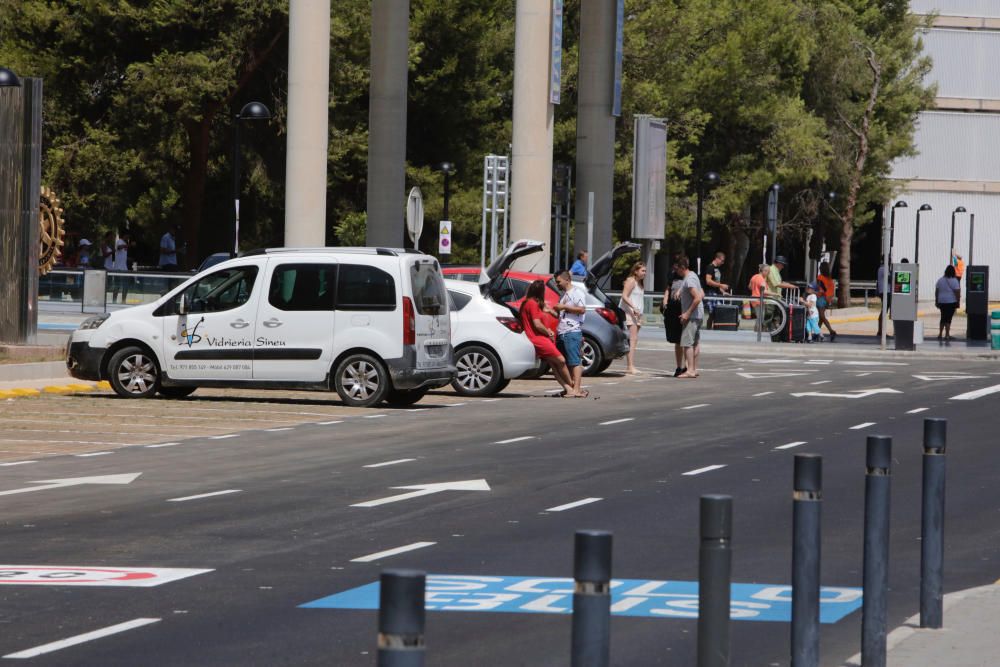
[{"xmin": 520, "ymin": 299, "xmax": 562, "ymax": 360}]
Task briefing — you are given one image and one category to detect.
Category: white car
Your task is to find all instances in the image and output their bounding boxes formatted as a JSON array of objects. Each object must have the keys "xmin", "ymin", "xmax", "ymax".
[{"xmin": 445, "ymin": 278, "xmax": 538, "ymax": 396}]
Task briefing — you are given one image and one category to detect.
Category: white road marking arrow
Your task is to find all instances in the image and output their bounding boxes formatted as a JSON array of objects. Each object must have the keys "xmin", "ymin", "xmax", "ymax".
[
  {"xmin": 790, "ymin": 388, "xmax": 902, "ymax": 399},
  {"xmin": 351, "ymin": 479, "xmax": 491, "ymax": 508},
  {"xmin": 913, "ymin": 374, "xmax": 986, "ymax": 381},
  {"xmin": 0, "ymin": 473, "xmax": 142, "ymax": 497}
]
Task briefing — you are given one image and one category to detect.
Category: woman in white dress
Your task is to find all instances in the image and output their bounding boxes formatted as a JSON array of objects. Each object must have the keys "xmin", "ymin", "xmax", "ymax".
[{"xmin": 619, "ymin": 261, "xmax": 646, "ymax": 375}]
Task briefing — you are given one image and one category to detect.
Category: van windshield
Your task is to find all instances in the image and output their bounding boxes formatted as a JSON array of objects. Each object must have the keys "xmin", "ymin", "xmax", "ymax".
[{"xmin": 410, "ymin": 261, "xmax": 448, "ymax": 316}]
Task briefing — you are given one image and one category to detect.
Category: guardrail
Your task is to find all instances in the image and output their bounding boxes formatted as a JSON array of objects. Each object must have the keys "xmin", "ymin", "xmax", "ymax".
[
  {"xmin": 40, "ymin": 269, "xmax": 189, "ymax": 313},
  {"xmin": 606, "ymin": 290, "xmax": 789, "ymax": 339}
]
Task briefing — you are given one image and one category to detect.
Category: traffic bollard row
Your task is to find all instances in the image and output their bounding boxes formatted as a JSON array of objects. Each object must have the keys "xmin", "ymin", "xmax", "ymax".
[
  {"xmin": 571, "ymin": 530, "xmax": 613, "ymax": 667},
  {"xmin": 697, "ymin": 494, "xmax": 733, "ymax": 667},
  {"xmin": 791, "ymin": 454, "xmax": 822, "ymax": 667},
  {"xmin": 920, "ymin": 418, "xmax": 947, "ymax": 629},
  {"xmin": 861, "ymin": 435, "xmax": 892, "ymax": 667},
  {"xmin": 377, "ymin": 569, "xmax": 426, "ymax": 667}
]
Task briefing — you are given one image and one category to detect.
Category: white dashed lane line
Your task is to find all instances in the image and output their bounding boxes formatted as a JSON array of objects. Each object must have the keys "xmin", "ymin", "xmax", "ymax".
[
  {"xmin": 753, "ymin": 392, "xmax": 774, "ymax": 397},
  {"xmin": 145, "ymin": 442, "xmax": 181, "ymax": 448},
  {"xmin": 75, "ymin": 451, "xmax": 112, "ymax": 458},
  {"xmin": 494, "ymin": 436, "xmax": 536, "ymax": 445},
  {"xmin": 950, "ymin": 384, "xmax": 1000, "ymax": 401},
  {"xmin": 3, "ymin": 618, "xmax": 161, "ymax": 659},
  {"xmin": 364, "ymin": 458, "xmax": 417, "ymax": 469},
  {"xmin": 264, "ymin": 427, "xmax": 294, "ymax": 432},
  {"xmin": 480, "ymin": 398, "xmax": 503, "ymax": 402},
  {"xmin": 364, "ymin": 414, "xmax": 387, "ymax": 419},
  {"xmin": 545, "ymin": 497, "xmax": 603, "ymax": 512},
  {"xmin": 907, "ymin": 408, "xmax": 929, "ymax": 414},
  {"xmin": 775, "ymin": 441, "xmax": 808, "ymax": 450},
  {"xmin": 209, "ymin": 434, "xmax": 239, "ymax": 440},
  {"xmin": 680, "ymin": 404, "xmax": 710, "ymax": 410},
  {"xmin": 599, "ymin": 418, "xmax": 634, "ymax": 426},
  {"xmin": 350, "ymin": 541, "xmax": 436, "ymax": 563},
  {"xmin": 683, "ymin": 465, "xmax": 727, "ymax": 476},
  {"xmin": 167, "ymin": 489, "xmax": 242, "ymax": 503},
  {"xmin": 850, "ymin": 422, "xmax": 876, "ymax": 430},
  {"xmin": 0, "ymin": 461, "xmax": 37, "ymax": 466},
  {"xmin": 318, "ymin": 420, "xmax": 343, "ymax": 425},
  {"xmin": 444, "ymin": 402, "xmax": 467, "ymax": 407},
  {"xmin": 810, "ymin": 380, "xmax": 831, "ymax": 385}
]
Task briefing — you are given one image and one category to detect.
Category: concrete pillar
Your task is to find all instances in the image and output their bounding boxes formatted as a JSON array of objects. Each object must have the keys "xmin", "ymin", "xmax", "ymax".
[
  {"xmin": 511, "ymin": 0, "xmax": 554, "ymax": 269},
  {"xmin": 366, "ymin": 0, "xmax": 410, "ymax": 248},
  {"xmin": 575, "ymin": 0, "xmax": 616, "ymax": 264},
  {"xmin": 285, "ymin": 0, "xmax": 330, "ymax": 247}
]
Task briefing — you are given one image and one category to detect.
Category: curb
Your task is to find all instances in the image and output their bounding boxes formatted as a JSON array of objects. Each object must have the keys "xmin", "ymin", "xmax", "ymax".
[
  {"xmin": 635, "ymin": 339, "xmax": 1000, "ymax": 361},
  {"xmin": 0, "ymin": 381, "xmax": 110, "ymax": 400}
]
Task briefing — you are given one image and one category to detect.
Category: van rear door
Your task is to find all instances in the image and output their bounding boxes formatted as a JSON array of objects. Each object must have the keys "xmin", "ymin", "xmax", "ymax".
[{"xmin": 407, "ymin": 257, "xmax": 450, "ymax": 369}]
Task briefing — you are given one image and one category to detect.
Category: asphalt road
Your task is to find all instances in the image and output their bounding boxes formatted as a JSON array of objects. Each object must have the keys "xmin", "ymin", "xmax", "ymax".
[{"xmin": 1, "ymin": 350, "xmax": 998, "ymax": 665}]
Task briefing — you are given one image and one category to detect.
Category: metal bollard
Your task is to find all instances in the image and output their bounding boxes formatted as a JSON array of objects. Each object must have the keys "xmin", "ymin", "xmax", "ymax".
[
  {"xmin": 791, "ymin": 454, "xmax": 822, "ymax": 667},
  {"xmin": 698, "ymin": 495, "xmax": 733, "ymax": 667},
  {"xmin": 571, "ymin": 530, "xmax": 613, "ymax": 667},
  {"xmin": 920, "ymin": 418, "xmax": 947, "ymax": 629},
  {"xmin": 861, "ymin": 436, "xmax": 892, "ymax": 667},
  {"xmin": 378, "ymin": 569, "xmax": 426, "ymax": 667}
]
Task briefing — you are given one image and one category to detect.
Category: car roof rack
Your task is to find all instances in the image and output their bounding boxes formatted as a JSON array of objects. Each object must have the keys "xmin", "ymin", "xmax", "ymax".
[{"xmin": 240, "ymin": 247, "xmax": 425, "ymax": 257}]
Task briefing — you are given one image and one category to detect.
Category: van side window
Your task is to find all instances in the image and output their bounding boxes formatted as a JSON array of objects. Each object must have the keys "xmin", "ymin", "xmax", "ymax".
[
  {"xmin": 337, "ymin": 264, "xmax": 396, "ymax": 311},
  {"xmin": 447, "ymin": 290, "xmax": 472, "ymax": 311},
  {"xmin": 156, "ymin": 266, "xmax": 259, "ymax": 317},
  {"xmin": 269, "ymin": 264, "xmax": 335, "ymax": 311}
]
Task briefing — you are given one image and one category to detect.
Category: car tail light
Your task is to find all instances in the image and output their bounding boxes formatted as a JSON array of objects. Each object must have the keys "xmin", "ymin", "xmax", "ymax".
[
  {"xmin": 403, "ymin": 296, "xmax": 415, "ymax": 345},
  {"xmin": 596, "ymin": 307, "xmax": 618, "ymax": 326},
  {"xmin": 496, "ymin": 316, "xmax": 523, "ymax": 333}
]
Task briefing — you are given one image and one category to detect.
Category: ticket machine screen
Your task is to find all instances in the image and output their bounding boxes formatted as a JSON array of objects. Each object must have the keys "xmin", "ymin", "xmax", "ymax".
[
  {"xmin": 969, "ymin": 271, "xmax": 986, "ymax": 293},
  {"xmin": 893, "ymin": 271, "xmax": 912, "ymax": 294}
]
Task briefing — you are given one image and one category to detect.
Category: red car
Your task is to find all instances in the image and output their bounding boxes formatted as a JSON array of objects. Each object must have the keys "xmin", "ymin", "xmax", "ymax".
[{"xmin": 443, "ymin": 240, "xmax": 638, "ymax": 375}]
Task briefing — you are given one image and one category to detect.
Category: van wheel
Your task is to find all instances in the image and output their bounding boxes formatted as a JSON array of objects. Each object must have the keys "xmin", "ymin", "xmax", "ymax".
[
  {"xmin": 581, "ymin": 336, "xmax": 603, "ymax": 376},
  {"xmin": 158, "ymin": 386, "xmax": 197, "ymax": 399},
  {"xmin": 452, "ymin": 345, "xmax": 503, "ymax": 396},
  {"xmin": 385, "ymin": 386, "xmax": 428, "ymax": 406},
  {"xmin": 108, "ymin": 346, "xmax": 160, "ymax": 399},
  {"xmin": 335, "ymin": 354, "xmax": 389, "ymax": 407}
]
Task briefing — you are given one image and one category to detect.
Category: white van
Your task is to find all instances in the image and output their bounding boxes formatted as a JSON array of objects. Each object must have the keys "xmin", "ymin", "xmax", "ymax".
[{"xmin": 66, "ymin": 248, "xmax": 454, "ymax": 407}]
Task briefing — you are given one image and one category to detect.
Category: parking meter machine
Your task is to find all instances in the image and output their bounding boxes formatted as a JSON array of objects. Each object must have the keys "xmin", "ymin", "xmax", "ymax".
[
  {"xmin": 965, "ymin": 266, "xmax": 990, "ymax": 341},
  {"xmin": 891, "ymin": 263, "xmax": 918, "ymax": 351}
]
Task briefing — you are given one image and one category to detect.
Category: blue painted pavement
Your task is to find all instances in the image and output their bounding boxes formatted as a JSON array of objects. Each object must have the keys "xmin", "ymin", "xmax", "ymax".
[{"xmin": 302, "ymin": 574, "xmax": 863, "ymax": 623}]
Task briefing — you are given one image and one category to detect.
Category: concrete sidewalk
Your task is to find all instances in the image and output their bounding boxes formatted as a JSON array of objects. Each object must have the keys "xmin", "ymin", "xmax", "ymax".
[{"xmin": 843, "ymin": 583, "xmax": 1000, "ymax": 666}]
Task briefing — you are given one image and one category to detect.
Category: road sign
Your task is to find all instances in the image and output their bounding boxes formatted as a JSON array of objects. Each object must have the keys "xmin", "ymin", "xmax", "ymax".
[
  {"xmin": 790, "ymin": 389, "xmax": 902, "ymax": 399},
  {"xmin": 0, "ymin": 473, "xmax": 141, "ymax": 497},
  {"xmin": 439, "ymin": 220, "xmax": 452, "ymax": 255},
  {"xmin": 0, "ymin": 565, "xmax": 211, "ymax": 587},
  {"xmin": 351, "ymin": 479, "xmax": 490, "ymax": 508},
  {"xmin": 406, "ymin": 187, "xmax": 424, "ymax": 247},
  {"xmin": 302, "ymin": 574, "xmax": 863, "ymax": 624}
]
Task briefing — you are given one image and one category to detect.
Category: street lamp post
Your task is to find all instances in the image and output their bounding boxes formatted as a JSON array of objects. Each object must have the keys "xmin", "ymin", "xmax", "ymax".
[
  {"xmin": 438, "ymin": 162, "xmax": 456, "ymax": 221},
  {"xmin": 231, "ymin": 101, "xmax": 271, "ymax": 256},
  {"xmin": 695, "ymin": 171, "xmax": 720, "ymax": 275},
  {"xmin": 0, "ymin": 66, "xmax": 21, "ymax": 88},
  {"xmin": 914, "ymin": 204, "xmax": 931, "ymax": 268},
  {"xmin": 949, "ymin": 206, "xmax": 966, "ymax": 257}
]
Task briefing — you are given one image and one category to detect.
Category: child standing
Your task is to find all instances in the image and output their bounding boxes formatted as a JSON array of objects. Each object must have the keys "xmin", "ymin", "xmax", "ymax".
[{"xmin": 802, "ymin": 283, "xmax": 822, "ymax": 343}]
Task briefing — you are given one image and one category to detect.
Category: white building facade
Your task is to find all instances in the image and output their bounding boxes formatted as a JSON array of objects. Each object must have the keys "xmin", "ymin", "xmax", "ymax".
[{"xmin": 889, "ymin": 1, "xmax": 1000, "ymax": 299}]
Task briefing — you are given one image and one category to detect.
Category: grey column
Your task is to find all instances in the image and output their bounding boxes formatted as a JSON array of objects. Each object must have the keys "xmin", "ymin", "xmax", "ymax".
[
  {"xmin": 366, "ymin": 0, "xmax": 410, "ymax": 248},
  {"xmin": 575, "ymin": 0, "xmax": 616, "ymax": 263},
  {"xmin": 0, "ymin": 78, "xmax": 41, "ymax": 344}
]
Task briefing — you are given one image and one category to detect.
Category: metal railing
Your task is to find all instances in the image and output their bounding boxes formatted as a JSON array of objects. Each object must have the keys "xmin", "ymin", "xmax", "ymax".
[
  {"xmin": 607, "ymin": 291, "xmax": 789, "ymax": 338},
  {"xmin": 39, "ymin": 269, "xmax": 189, "ymax": 312}
]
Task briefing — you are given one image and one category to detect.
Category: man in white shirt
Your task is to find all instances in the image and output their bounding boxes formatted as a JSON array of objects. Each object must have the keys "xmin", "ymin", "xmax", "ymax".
[
  {"xmin": 552, "ymin": 270, "xmax": 588, "ymax": 397},
  {"xmin": 159, "ymin": 225, "xmax": 179, "ymax": 270},
  {"xmin": 111, "ymin": 237, "xmax": 130, "ymax": 304}
]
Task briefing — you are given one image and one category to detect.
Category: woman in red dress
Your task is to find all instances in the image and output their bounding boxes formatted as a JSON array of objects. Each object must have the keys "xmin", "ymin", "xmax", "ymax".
[{"xmin": 519, "ymin": 280, "xmax": 581, "ymax": 397}]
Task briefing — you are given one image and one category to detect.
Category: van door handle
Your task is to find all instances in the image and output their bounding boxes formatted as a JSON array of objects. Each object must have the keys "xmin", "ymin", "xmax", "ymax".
[
  {"xmin": 262, "ymin": 318, "xmax": 283, "ymax": 328},
  {"xmin": 230, "ymin": 319, "xmax": 250, "ymax": 329}
]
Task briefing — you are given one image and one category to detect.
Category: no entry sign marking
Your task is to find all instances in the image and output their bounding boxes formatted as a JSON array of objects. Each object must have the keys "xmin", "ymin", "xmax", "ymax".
[{"xmin": 0, "ymin": 565, "xmax": 212, "ymax": 587}]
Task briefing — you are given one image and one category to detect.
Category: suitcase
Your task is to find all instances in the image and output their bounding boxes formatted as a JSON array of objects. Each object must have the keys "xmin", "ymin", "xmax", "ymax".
[
  {"xmin": 712, "ymin": 303, "xmax": 741, "ymax": 331},
  {"xmin": 771, "ymin": 304, "xmax": 807, "ymax": 342}
]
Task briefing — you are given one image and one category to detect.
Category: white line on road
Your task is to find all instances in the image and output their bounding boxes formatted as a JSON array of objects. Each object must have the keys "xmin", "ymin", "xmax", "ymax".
[
  {"xmin": 364, "ymin": 459, "xmax": 416, "ymax": 468},
  {"xmin": 264, "ymin": 427, "xmax": 294, "ymax": 432},
  {"xmin": 805, "ymin": 360, "xmax": 833, "ymax": 365},
  {"xmin": 775, "ymin": 441, "xmax": 808, "ymax": 450},
  {"xmin": 683, "ymin": 465, "xmax": 727, "ymax": 476},
  {"xmin": 907, "ymin": 408, "xmax": 929, "ymax": 414},
  {"xmin": 950, "ymin": 384, "xmax": 1000, "ymax": 401},
  {"xmin": 75, "ymin": 451, "xmax": 112, "ymax": 457},
  {"xmin": 350, "ymin": 542, "xmax": 436, "ymax": 563},
  {"xmin": 209, "ymin": 434, "xmax": 239, "ymax": 440},
  {"xmin": 494, "ymin": 436, "xmax": 536, "ymax": 444},
  {"xmin": 0, "ymin": 461, "xmax": 36, "ymax": 467},
  {"xmin": 599, "ymin": 418, "xmax": 634, "ymax": 426},
  {"xmin": 680, "ymin": 404, "xmax": 710, "ymax": 410},
  {"xmin": 167, "ymin": 490, "xmax": 242, "ymax": 503},
  {"xmin": 444, "ymin": 402, "xmax": 467, "ymax": 407},
  {"xmin": 3, "ymin": 618, "xmax": 161, "ymax": 659},
  {"xmin": 364, "ymin": 414, "xmax": 387, "ymax": 419},
  {"xmin": 545, "ymin": 497, "xmax": 603, "ymax": 512},
  {"xmin": 405, "ymin": 409, "xmax": 429, "ymax": 412},
  {"xmin": 603, "ymin": 382, "xmax": 619, "ymax": 385},
  {"xmin": 810, "ymin": 380, "xmax": 831, "ymax": 385},
  {"xmin": 753, "ymin": 391, "xmax": 774, "ymax": 397},
  {"xmin": 850, "ymin": 422, "xmax": 875, "ymax": 430},
  {"xmin": 480, "ymin": 398, "xmax": 503, "ymax": 402},
  {"xmin": 318, "ymin": 420, "xmax": 343, "ymax": 425},
  {"xmin": 856, "ymin": 372, "xmax": 873, "ymax": 377}
]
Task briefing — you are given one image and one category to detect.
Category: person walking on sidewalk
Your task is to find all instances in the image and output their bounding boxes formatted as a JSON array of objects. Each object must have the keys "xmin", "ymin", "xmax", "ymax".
[
  {"xmin": 552, "ymin": 270, "xmax": 589, "ymax": 397},
  {"xmin": 816, "ymin": 261, "xmax": 838, "ymax": 341},
  {"xmin": 676, "ymin": 256, "xmax": 704, "ymax": 378},
  {"xmin": 935, "ymin": 264, "xmax": 961, "ymax": 341},
  {"xmin": 661, "ymin": 264, "xmax": 686, "ymax": 377},
  {"xmin": 619, "ymin": 261, "xmax": 646, "ymax": 375},
  {"xmin": 702, "ymin": 251, "xmax": 729, "ymax": 328},
  {"xmin": 518, "ymin": 280, "xmax": 581, "ymax": 397}
]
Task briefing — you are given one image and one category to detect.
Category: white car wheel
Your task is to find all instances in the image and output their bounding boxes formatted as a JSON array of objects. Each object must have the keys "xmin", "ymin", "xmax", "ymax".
[{"xmin": 452, "ymin": 345, "xmax": 503, "ymax": 396}]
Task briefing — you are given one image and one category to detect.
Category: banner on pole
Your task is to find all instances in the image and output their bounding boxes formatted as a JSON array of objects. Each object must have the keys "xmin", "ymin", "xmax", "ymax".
[{"xmin": 550, "ymin": 0, "xmax": 564, "ymax": 104}]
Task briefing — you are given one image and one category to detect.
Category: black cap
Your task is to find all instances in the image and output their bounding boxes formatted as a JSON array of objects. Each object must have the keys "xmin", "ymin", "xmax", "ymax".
[{"xmin": 774, "ymin": 255, "xmax": 788, "ymax": 265}]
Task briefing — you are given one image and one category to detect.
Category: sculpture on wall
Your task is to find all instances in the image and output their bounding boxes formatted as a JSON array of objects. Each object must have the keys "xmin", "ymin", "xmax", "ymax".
[{"xmin": 38, "ymin": 186, "xmax": 64, "ymax": 275}]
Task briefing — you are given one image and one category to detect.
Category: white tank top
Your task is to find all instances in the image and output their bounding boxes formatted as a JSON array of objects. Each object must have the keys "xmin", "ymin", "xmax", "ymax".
[{"xmin": 620, "ymin": 283, "xmax": 644, "ymax": 315}]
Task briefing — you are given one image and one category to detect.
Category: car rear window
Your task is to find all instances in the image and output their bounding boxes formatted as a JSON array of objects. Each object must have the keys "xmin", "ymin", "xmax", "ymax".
[
  {"xmin": 447, "ymin": 290, "xmax": 473, "ymax": 311},
  {"xmin": 410, "ymin": 261, "xmax": 447, "ymax": 315}
]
